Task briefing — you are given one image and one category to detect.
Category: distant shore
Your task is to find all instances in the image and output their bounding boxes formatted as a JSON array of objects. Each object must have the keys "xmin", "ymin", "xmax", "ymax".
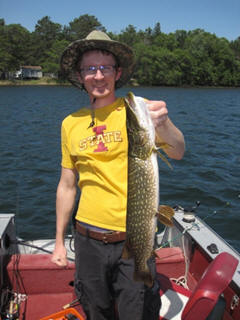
[
  {"xmin": 0, "ymin": 78, "xmax": 138, "ymax": 87},
  {"xmin": 0, "ymin": 79, "xmax": 239, "ymax": 89},
  {"xmin": 0, "ymin": 78, "xmax": 69, "ymax": 86}
]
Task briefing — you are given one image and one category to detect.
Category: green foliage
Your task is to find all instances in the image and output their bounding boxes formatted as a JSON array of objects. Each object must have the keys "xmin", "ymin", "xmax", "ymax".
[
  {"xmin": 42, "ymin": 39, "xmax": 69, "ymax": 73},
  {"xmin": 31, "ymin": 16, "xmax": 63, "ymax": 65},
  {"xmin": 0, "ymin": 15, "xmax": 239, "ymax": 86},
  {"xmin": 64, "ymin": 14, "xmax": 106, "ymax": 41},
  {"xmin": 0, "ymin": 23, "xmax": 32, "ymax": 71},
  {"xmin": 230, "ymin": 37, "xmax": 240, "ymax": 59}
]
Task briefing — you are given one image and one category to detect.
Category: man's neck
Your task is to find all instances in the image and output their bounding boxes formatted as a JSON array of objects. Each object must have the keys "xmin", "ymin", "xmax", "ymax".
[{"xmin": 90, "ymin": 95, "xmax": 117, "ymax": 109}]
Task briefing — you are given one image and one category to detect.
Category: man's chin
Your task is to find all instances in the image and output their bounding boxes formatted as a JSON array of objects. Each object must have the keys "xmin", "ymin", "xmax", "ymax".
[{"xmin": 92, "ymin": 89, "xmax": 110, "ymax": 98}]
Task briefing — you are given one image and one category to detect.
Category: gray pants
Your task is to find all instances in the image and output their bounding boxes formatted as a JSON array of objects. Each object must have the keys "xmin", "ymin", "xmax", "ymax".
[{"xmin": 74, "ymin": 231, "xmax": 161, "ymax": 320}]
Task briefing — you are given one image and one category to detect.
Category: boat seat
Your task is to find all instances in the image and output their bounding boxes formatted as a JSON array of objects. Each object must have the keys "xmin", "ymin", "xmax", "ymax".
[
  {"xmin": 6, "ymin": 254, "xmax": 85, "ymax": 319},
  {"xmin": 155, "ymin": 247, "xmax": 186, "ymax": 280},
  {"xmin": 7, "ymin": 254, "xmax": 75, "ymax": 294},
  {"xmin": 181, "ymin": 252, "xmax": 238, "ymax": 320}
]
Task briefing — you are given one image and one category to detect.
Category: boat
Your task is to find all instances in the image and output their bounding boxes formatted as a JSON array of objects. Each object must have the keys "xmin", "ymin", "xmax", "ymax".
[{"xmin": 0, "ymin": 203, "xmax": 240, "ymax": 320}]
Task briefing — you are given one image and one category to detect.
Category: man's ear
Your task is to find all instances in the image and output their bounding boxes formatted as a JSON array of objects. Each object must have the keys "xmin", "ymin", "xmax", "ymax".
[
  {"xmin": 116, "ymin": 67, "xmax": 122, "ymax": 81},
  {"xmin": 77, "ymin": 71, "xmax": 83, "ymax": 84}
]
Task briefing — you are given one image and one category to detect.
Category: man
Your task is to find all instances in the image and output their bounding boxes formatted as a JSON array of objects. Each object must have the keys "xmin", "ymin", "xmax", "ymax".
[{"xmin": 52, "ymin": 30, "xmax": 185, "ymax": 320}]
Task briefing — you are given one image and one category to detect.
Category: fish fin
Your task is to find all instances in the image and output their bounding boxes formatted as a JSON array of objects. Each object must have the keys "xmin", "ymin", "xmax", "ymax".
[
  {"xmin": 134, "ymin": 269, "xmax": 154, "ymax": 288},
  {"xmin": 157, "ymin": 205, "xmax": 175, "ymax": 227},
  {"xmin": 125, "ymin": 92, "xmax": 135, "ymax": 111},
  {"xmin": 155, "ymin": 140, "xmax": 173, "ymax": 169},
  {"xmin": 155, "ymin": 149, "xmax": 173, "ymax": 169},
  {"xmin": 127, "ymin": 91, "xmax": 134, "ymax": 102},
  {"xmin": 121, "ymin": 241, "xmax": 133, "ymax": 259},
  {"xmin": 156, "ymin": 141, "xmax": 172, "ymax": 149}
]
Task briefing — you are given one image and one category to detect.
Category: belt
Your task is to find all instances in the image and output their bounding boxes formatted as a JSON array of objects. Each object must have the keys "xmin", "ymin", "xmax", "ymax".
[{"xmin": 75, "ymin": 222, "xmax": 126, "ymax": 244}]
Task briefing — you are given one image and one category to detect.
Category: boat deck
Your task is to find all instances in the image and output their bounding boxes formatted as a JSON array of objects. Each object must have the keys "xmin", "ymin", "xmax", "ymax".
[{"xmin": 1, "ymin": 210, "xmax": 240, "ymax": 319}]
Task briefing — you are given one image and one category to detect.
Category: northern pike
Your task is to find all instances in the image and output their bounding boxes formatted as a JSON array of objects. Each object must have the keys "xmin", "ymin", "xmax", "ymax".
[{"xmin": 122, "ymin": 92, "xmax": 174, "ymax": 288}]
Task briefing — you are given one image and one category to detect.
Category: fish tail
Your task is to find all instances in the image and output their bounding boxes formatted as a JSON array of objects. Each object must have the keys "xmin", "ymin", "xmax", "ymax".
[{"xmin": 134, "ymin": 268, "xmax": 154, "ymax": 288}]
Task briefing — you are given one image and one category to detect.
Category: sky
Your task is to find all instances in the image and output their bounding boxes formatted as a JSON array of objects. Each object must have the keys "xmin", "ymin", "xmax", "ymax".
[{"xmin": 1, "ymin": 0, "xmax": 239, "ymax": 41}]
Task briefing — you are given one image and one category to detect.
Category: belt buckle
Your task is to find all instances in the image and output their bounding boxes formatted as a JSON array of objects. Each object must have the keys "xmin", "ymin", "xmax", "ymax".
[
  {"xmin": 102, "ymin": 230, "xmax": 115, "ymax": 244},
  {"xmin": 103, "ymin": 234, "xmax": 108, "ymax": 244}
]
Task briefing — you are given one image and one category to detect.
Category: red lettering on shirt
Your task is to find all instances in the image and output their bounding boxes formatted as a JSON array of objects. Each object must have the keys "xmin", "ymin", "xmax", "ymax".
[{"xmin": 93, "ymin": 125, "xmax": 108, "ymax": 152}]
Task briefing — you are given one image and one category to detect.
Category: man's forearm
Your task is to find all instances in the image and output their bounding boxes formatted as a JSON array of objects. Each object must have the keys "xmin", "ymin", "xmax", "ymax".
[{"xmin": 55, "ymin": 184, "xmax": 77, "ymax": 246}]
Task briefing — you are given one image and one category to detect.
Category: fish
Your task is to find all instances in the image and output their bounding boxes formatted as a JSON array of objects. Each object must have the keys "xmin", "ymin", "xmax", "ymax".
[{"xmin": 122, "ymin": 92, "xmax": 174, "ymax": 287}]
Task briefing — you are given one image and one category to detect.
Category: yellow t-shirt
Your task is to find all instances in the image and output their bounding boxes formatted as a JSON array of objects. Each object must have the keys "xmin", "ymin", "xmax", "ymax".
[{"xmin": 61, "ymin": 97, "xmax": 128, "ymax": 231}]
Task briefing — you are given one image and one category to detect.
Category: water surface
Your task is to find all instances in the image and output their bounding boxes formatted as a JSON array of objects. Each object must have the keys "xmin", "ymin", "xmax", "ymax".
[{"xmin": 0, "ymin": 86, "xmax": 239, "ymax": 251}]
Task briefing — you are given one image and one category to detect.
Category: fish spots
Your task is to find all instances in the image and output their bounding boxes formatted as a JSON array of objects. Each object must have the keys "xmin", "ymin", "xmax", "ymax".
[{"xmin": 124, "ymin": 94, "xmax": 160, "ymax": 287}]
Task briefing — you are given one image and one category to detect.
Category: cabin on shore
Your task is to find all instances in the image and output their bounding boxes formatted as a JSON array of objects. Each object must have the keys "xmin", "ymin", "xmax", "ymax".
[{"xmin": 16, "ymin": 66, "xmax": 43, "ymax": 79}]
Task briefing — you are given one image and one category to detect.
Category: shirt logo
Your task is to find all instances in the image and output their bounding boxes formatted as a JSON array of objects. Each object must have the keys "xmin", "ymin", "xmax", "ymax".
[
  {"xmin": 93, "ymin": 125, "xmax": 108, "ymax": 152},
  {"xmin": 79, "ymin": 125, "xmax": 122, "ymax": 152}
]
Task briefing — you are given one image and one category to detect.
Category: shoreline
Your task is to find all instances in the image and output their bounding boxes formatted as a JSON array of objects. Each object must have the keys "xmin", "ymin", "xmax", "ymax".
[
  {"xmin": 0, "ymin": 79, "xmax": 239, "ymax": 89},
  {"xmin": 0, "ymin": 79, "xmax": 70, "ymax": 86}
]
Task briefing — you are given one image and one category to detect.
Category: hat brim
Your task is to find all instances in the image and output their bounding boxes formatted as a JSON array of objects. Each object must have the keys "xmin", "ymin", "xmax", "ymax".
[{"xmin": 60, "ymin": 39, "xmax": 135, "ymax": 89}]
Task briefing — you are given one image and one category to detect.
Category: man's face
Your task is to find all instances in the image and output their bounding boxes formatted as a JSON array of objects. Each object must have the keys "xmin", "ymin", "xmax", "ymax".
[{"xmin": 78, "ymin": 50, "xmax": 122, "ymax": 102}]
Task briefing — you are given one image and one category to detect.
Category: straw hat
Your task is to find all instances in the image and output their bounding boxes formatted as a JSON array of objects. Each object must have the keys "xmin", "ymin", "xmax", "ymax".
[{"xmin": 60, "ymin": 30, "xmax": 135, "ymax": 90}]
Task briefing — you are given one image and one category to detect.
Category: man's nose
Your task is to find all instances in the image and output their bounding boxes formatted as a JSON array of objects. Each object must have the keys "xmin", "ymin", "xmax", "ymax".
[{"xmin": 94, "ymin": 69, "xmax": 104, "ymax": 79}]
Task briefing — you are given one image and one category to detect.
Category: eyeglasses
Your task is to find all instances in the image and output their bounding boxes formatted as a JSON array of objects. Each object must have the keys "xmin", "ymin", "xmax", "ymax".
[{"xmin": 80, "ymin": 65, "xmax": 116, "ymax": 76}]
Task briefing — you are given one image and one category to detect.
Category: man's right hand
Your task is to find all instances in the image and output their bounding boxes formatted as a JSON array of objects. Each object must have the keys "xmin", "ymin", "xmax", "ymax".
[{"xmin": 51, "ymin": 244, "xmax": 68, "ymax": 267}]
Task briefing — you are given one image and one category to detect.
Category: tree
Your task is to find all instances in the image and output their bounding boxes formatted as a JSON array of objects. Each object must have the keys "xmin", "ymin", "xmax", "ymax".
[
  {"xmin": 153, "ymin": 33, "xmax": 178, "ymax": 51},
  {"xmin": 174, "ymin": 30, "xmax": 188, "ymax": 49},
  {"xmin": 0, "ymin": 23, "xmax": 11, "ymax": 73},
  {"xmin": 34, "ymin": 16, "xmax": 62, "ymax": 41},
  {"xmin": 0, "ymin": 16, "xmax": 239, "ymax": 86},
  {"xmin": 153, "ymin": 22, "xmax": 161, "ymax": 36},
  {"xmin": 213, "ymin": 38, "xmax": 239, "ymax": 86},
  {"xmin": 172, "ymin": 48, "xmax": 193, "ymax": 85},
  {"xmin": 134, "ymin": 43, "xmax": 155, "ymax": 85},
  {"xmin": 65, "ymin": 14, "xmax": 105, "ymax": 41},
  {"xmin": 31, "ymin": 16, "xmax": 63, "ymax": 64},
  {"xmin": 184, "ymin": 30, "xmax": 220, "ymax": 85},
  {"xmin": 0, "ymin": 18, "xmax": 5, "ymax": 26},
  {"xmin": 42, "ymin": 39, "xmax": 69, "ymax": 74},
  {"xmin": 230, "ymin": 37, "xmax": 240, "ymax": 59},
  {"xmin": 118, "ymin": 25, "xmax": 140, "ymax": 47},
  {"xmin": 0, "ymin": 24, "xmax": 31, "ymax": 71}
]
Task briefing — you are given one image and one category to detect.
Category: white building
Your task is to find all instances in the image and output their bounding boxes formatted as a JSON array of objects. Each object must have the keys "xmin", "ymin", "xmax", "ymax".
[{"xmin": 17, "ymin": 66, "xmax": 43, "ymax": 79}]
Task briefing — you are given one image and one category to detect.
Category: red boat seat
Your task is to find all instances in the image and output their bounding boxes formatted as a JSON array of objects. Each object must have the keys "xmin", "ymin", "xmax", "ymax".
[
  {"xmin": 155, "ymin": 247, "xmax": 186, "ymax": 280},
  {"xmin": 6, "ymin": 254, "xmax": 86, "ymax": 319},
  {"xmin": 181, "ymin": 252, "xmax": 238, "ymax": 320}
]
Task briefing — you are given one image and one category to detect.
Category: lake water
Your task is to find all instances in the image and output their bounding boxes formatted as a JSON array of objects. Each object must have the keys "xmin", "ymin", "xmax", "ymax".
[{"xmin": 0, "ymin": 86, "xmax": 239, "ymax": 251}]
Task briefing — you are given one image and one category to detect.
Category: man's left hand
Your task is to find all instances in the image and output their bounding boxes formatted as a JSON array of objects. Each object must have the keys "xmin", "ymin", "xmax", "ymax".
[{"xmin": 147, "ymin": 100, "xmax": 168, "ymax": 128}]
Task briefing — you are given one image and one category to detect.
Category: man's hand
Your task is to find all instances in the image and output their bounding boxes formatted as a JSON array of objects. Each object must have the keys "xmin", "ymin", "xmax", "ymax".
[
  {"xmin": 146, "ymin": 99, "xmax": 185, "ymax": 160},
  {"xmin": 52, "ymin": 244, "xmax": 68, "ymax": 267},
  {"xmin": 147, "ymin": 100, "xmax": 168, "ymax": 127}
]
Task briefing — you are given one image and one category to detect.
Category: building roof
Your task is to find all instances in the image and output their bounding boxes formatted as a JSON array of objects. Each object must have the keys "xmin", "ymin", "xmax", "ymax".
[{"xmin": 21, "ymin": 66, "xmax": 42, "ymax": 70}]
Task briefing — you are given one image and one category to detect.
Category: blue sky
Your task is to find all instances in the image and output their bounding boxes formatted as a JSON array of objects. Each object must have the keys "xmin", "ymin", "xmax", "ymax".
[{"xmin": 1, "ymin": 0, "xmax": 239, "ymax": 41}]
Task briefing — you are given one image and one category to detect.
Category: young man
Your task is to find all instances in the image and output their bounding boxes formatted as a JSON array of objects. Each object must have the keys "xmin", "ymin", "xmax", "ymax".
[{"xmin": 52, "ymin": 30, "xmax": 185, "ymax": 320}]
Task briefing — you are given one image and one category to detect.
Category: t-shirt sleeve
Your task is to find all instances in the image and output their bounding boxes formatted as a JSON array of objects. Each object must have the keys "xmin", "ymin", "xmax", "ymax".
[{"xmin": 61, "ymin": 123, "xmax": 75, "ymax": 169}]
